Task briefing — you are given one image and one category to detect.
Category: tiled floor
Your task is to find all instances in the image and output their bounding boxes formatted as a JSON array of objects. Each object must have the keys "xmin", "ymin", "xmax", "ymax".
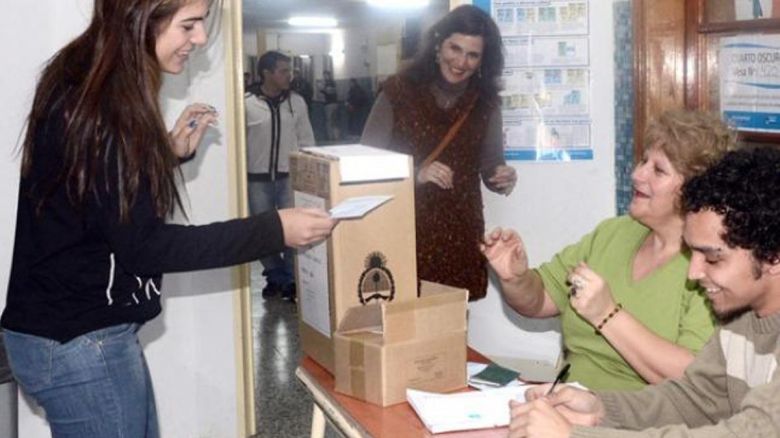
[{"xmin": 249, "ymin": 262, "xmax": 339, "ymax": 438}]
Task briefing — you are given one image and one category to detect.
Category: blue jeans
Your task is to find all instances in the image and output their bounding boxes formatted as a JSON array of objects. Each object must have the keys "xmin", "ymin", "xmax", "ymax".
[
  {"xmin": 248, "ymin": 175, "xmax": 294, "ymax": 287},
  {"xmin": 3, "ymin": 324, "xmax": 158, "ymax": 438}
]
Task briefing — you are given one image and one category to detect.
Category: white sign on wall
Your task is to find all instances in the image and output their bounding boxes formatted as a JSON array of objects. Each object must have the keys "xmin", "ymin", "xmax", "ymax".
[
  {"xmin": 720, "ymin": 34, "xmax": 780, "ymax": 133},
  {"xmin": 491, "ymin": 0, "xmax": 593, "ymax": 161}
]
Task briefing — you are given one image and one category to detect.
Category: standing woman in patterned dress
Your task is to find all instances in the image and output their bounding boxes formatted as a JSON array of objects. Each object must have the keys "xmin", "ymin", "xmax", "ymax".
[{"xmin": 361, "ymin": 5, "xmax": 516, "ymax": 300}]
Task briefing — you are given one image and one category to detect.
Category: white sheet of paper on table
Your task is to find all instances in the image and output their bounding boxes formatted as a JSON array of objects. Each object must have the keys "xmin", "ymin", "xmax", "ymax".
[
  {"xmin": 408, "ymin": 363, "xmax": 587, "ymax": 433},
  {"xmin": 406, "ymin": 386, "xmax": 529, "ymax": 434},
  {"xmin": 328, "ymin": 195, "xmax": 393, "ymax": 219}
]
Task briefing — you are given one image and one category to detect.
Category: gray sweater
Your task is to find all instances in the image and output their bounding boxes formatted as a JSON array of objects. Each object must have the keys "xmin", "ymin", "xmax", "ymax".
[{"xmin": 573, "ymin": 310, "xmax": 780, "ymax": 437}]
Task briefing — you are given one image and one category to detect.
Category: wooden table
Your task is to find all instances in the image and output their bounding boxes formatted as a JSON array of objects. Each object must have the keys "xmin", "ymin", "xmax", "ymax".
[{"xmin": 295, "ymin": 349, "xmax": 510, "ymax": 438}]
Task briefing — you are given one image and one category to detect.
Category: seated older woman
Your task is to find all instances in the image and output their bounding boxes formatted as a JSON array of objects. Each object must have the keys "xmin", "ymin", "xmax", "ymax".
[{"xmin": 481, "ymin": 110, "xmax": 736, "ymax": 390}]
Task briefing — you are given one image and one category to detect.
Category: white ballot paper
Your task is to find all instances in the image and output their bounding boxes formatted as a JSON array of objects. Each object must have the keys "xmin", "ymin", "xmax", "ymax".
[
  {"xmin": 328, "ymin": 195, "xmax": 393, "ymax": 219},
  {"xmin": 406, "ymin": 386, "xmax": 529, "ymax": 434}
]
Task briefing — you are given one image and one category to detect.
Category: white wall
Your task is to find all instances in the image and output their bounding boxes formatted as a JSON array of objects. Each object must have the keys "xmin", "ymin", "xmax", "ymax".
[
  {"xmin": 243, "ymin": 29, "xmax": 258, "ymax": 61},
  {"xmin": 343, "ymin": 27, "xmax": 374, "ymax": 79},
  {"xmin": 256, "ymin": 25, "xmax": 393, "ymax": 81},
  {"xmin": 467, "ymin": 0, "xmax": 617, "ymax": 363},
  {"xmin": 271, "ymin": 31, "xmax": 331, "ymax": 56},
  {"xmin": 4, "ymin": 2, "xmax": 244, "ymax": 437}
]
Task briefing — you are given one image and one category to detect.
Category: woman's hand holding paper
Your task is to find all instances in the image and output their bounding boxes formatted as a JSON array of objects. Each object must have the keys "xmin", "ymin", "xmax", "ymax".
[{"xmin": 278, "ymin": 208, "xmax": 338, "ymax": 247}]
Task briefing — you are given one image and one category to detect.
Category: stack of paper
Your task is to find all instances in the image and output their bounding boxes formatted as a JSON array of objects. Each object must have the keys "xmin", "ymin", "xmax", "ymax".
[
  {"xmin": 406, "ymin": 386, "xmax": 529, "ymax": 434},
  {"xmin": 301, "ymin": 145, "xmax": 409, "ymax": 182}
]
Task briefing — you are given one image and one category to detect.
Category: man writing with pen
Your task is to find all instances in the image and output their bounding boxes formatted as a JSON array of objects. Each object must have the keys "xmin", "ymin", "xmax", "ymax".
[{"xmin": 508, "ymin": 145, "xmax": 780, "ymax": 438}]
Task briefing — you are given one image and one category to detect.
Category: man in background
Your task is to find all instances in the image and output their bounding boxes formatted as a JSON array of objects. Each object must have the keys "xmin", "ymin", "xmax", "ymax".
[
  {"xmin": 320, "ymin": 70, "xmax": 339, "ymax": 141},
  {"xmin": 245, "ymin": 51, "xmax": 315, "ymax": 301},
  {"xmin": 291, "ymin": 68, "xmax": 313, "ymax": 109}
]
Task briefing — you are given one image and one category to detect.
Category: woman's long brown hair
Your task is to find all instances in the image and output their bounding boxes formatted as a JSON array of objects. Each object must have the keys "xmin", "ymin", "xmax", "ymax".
[
  {"xmin": 21, "ymin": 0, "xmax": 211, "ymax": 221},
  {"xmin": 400, "ymin": 5, "xmax": 504, "ymax": 103}
]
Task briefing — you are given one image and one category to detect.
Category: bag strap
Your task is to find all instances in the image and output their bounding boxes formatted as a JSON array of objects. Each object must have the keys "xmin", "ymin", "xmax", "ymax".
[{"xmin": 420, "ymin": 94, "xmax": 479, "ymax": 168}]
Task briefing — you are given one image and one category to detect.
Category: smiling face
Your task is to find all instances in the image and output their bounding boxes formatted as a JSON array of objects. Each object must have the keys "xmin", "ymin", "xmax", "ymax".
[
  {"xmin": 437, "ymin": 33, "xmax": 484, "ymax": 85},
  {"xmin": 629, "ymin": 147, "xmax": 685, "ymax": 227},
  {"xmin": 155, "ymin": 0, "xmax": 210, "ymax": 74},
  {"xmin": 684, "ymin": 210, "xmax": 780, "ymax": 318}
]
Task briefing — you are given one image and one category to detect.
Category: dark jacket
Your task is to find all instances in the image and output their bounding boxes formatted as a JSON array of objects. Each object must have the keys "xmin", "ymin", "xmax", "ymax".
[{"xmin": 2, "ymin": 95, "xmax": 285, "ymax": 343}]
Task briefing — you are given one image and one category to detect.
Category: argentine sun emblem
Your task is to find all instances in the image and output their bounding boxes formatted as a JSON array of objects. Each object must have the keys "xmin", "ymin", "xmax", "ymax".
[{"xmin": 357, "ymin": 252, "xmax": 395, "ymax": 304}]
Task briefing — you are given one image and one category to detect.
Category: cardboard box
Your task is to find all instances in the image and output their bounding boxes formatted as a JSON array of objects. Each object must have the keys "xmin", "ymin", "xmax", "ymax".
[
  {"xmin": 333, "ymin": 281, "xmax": 469, "ymax": 406},
  {"xmin": 290, "ymin": 145, "xmax": 419, "ymax": 373}
]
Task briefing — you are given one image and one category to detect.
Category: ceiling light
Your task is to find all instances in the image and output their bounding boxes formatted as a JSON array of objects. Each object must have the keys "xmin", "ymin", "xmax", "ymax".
[
  {"xmin": 288, "ymin": 16, "xmax": 338, "ymax": 27},
  {"xmin": 367, "ymin": 0, "xmax": 430, "ymax": 8}
]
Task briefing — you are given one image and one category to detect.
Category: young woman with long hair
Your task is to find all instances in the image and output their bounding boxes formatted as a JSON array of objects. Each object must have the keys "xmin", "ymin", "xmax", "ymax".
[{"xmin": 1, "ymin": 1, "xmax": 336, "ymax": 436}]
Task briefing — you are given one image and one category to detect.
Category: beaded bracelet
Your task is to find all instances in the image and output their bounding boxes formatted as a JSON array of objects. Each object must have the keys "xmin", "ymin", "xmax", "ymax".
[{"xmin": 595, "ymin": 303, "xmax": 623, "ymax": 334}]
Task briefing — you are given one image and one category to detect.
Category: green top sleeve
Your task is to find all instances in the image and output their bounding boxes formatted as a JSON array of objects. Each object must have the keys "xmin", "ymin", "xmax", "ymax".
[
  {"xmin": 534, "ymin": 216, "xmax": 716, "ymax": 390},
  {"xmin": 535, "ymin": 222, "xmax": 600, "ymax": 312}
]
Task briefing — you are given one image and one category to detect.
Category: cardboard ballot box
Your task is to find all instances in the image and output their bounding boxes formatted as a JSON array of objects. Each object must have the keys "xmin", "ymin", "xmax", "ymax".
[
  {"xmin": 333, "ymin": 281, "xmax": 468, "ymax": 406},
  {"xmin": 290, "ymin": 145, "xmax": 418, "ymax": 373}
]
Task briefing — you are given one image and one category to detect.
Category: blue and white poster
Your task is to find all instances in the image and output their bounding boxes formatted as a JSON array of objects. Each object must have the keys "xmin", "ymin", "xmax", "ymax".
[
  {"xmin": 485, "ymin": 0, "xmax": 592, "ymax": 161},
  {"xmin": 720, "ymin": 34, "xmax": 780, "ymax": 134}
]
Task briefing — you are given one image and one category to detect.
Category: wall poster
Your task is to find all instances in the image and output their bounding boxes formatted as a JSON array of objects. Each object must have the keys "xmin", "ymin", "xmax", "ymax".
[
  {"xmin": 486, "ymin": 0, "xmax": 593, "ymax": 161},
  {"xmin": 720, "ymin": 34, "xmax": 780, "ymax": 133}
]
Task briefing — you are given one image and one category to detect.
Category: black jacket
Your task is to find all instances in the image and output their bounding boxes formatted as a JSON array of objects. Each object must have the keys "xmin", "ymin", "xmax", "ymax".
[{"xmin": 2, "ymin": 98, "xmax": 285, "ymax": 343}]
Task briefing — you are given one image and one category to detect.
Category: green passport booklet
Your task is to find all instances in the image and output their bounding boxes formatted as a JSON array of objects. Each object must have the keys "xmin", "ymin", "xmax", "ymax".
[{"xmin": 469, "ymin": 363, "xmax": 520, "ymax": 387}]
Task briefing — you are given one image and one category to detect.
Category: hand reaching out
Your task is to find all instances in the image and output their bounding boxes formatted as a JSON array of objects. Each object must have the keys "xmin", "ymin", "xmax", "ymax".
[
  {"xmin": 480, "ymin": 227, "xmax": 529, "ymax": 282},
  {"xmin": 170, "ymin": 103, "xmax": 219, "ymax": 158},
  {"xmin": 417, "ymin": 161, "xmax": 454, "ymax": 189},
  {"xmin": 278, "ymin": 208, "xmax": 338, "ymax": 247}
]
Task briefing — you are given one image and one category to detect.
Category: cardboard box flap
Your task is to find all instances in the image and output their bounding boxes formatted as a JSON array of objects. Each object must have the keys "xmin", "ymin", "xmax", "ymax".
[
  {"xmin": 337, "ymin": 302, "xmax": 384, "ymax": 335},
  {"xmin": 334, "ymin": 282, "xmax": 468, "ymax": 407},
  {"xmin": 382, "ymin": 287, "xmax": 468, "ymax": 343},
  {"xmin": 336, "ymin": 287, "xmax": 467, "ymax": 342},
  {"xmin": 301, "ymin": 145, "xmax": 409, "ymax": 183},
  {"xmin": 419, "ymin": 280, "xmax": 466, "ymax": 297}
]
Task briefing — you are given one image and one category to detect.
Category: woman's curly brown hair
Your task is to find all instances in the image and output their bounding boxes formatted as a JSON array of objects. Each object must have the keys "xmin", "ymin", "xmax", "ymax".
[{"xmin": 644, "ymin": 110, "xmax": 737, "ymax": 182}]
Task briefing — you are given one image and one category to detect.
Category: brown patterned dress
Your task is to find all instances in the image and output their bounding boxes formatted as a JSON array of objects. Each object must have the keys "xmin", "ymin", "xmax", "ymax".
[{"xmin": 362, "ymin": 75, "xmax": 503, "ymax": 300}]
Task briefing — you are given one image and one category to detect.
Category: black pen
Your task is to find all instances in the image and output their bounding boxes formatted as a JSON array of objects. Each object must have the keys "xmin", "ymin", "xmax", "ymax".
[{"xmin": 546, "ymin": 363, "xmax": 571, "ymax": 395}]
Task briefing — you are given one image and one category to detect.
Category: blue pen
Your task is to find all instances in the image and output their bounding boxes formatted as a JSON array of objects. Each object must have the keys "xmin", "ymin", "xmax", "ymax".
[{"xmin": 188, "ymin": 119, "xmax": 197, "ymax": 129}]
